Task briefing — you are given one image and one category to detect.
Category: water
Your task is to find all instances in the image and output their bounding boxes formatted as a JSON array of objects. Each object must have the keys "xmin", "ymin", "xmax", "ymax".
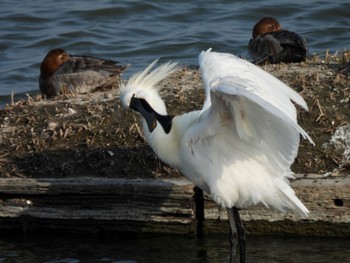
[
  {"xmin": 1, "ymin": 233, "xmax": 350, "ymax": 263},
  {"xmin": 0, "ymin": 0, "xmax": 349, "ymax": 102},
  {"xmin": 0, "ymin": 1, "xmax": 349, "ymax": 261}
]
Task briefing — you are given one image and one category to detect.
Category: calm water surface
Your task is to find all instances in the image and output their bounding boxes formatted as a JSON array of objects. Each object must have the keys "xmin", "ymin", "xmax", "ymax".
[
  {"xmin": 1, "ymin": 234, "xmax": 350, "ymax": 263},
  {"xmin": 0, "ymin": 1, "xmax": 349, "ymax": 261},
  {"xmin": 0, "ymin": 0, "xmax": 349, "ymax": 101}
]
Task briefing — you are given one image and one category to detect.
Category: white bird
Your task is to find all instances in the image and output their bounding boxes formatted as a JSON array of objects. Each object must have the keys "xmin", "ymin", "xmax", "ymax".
[{"xmin": 120, "ymin": 49, "xmax": 314, "ymax": 263}]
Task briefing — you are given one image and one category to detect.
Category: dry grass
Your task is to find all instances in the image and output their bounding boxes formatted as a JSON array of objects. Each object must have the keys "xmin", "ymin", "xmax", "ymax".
[{"xmin": 0, "ymin": 52, "xmax": 349, "ymax": 179}]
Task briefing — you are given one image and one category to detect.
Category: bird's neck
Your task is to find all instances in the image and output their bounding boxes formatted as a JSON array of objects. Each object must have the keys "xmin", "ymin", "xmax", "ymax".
[
  {"xmin": 143, "ymin": 117, "xmax": 181, "ymax": 168},
  {"xmin": 142, "ymin": 111, "xmax": 201, "ymax": 169}
]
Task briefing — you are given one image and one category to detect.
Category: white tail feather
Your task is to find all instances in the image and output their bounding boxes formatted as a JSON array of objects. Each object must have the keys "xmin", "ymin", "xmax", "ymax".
[{"xmin": 279, "ymin": 188, "xmax": 309, "ymax": 218}]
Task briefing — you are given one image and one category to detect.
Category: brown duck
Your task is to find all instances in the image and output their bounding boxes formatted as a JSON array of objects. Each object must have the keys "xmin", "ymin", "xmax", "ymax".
[
  {"xmin": 248, "ymin": 17, "xmax": 307, "ymax": 64},
  {"xmin": 39, "ymin": 48, "xmax": 127, "ymax": 98}
]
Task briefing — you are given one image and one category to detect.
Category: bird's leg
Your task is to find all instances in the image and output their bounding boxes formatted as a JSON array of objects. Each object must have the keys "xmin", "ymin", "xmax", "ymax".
[
  {"xmin": 227, "ymin": 207, "xmax": 238, "ymax": 262},
  {"xmin": 227, "ymin": 207, "xmax": 246, "ymax": 263},
  {"xmin": 233, "ymin": 207, "xmax": 246, "ymax": 263},
  {"xmin": 194, "ymin": 186, "xmax": 204, "ymax": 238}
]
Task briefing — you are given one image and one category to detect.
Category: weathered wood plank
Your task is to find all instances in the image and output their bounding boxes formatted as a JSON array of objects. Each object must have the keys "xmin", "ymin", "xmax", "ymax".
[
  {"xmin": 0, "ymin": 177, "xmax": 197, "ymax": 234},
  {"xmin": 203, "ymin": 174, "xmax": 350, "ymax": 236},
  {"xmin": 0, "ymin": 175, "xmax": 349, "ymax": 236},
  {"xmin": 0, "ymin": 178, "xmax": 194, "ymax": 217},
  {"xmin": 204, "ymin": 175, "xmax": 350, "ymax": 222}
]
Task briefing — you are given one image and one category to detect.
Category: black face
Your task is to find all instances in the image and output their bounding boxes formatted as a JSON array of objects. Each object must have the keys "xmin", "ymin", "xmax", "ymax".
[{"xmin": 129, "ymin": 95, "xmax": 173, "ymax": 134}]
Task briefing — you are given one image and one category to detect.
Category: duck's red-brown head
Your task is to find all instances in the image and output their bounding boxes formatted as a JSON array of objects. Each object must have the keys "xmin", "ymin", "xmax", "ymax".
[
  {"xmin": 252, "ymin": 17, "xmax": 281, "ymax": 39},
  {"xmin": 40, "ymin": 48, "xmax": 69, "ymax": 77}
]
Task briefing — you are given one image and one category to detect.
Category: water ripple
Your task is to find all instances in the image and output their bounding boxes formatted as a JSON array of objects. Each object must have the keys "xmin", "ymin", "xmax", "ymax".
[{"xmin": 0, "ymin": 0, "xmax": 349, "ymax": 98}]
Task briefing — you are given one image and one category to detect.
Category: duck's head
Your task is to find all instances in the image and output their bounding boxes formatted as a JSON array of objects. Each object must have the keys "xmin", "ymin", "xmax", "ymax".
[
  {"xmin": 120, "ymin": 59, "xmax": 178, "ymax": 134},
  {"xmin": 252, "ymin": 17, "xmax": 281, "ymax": 38},
  {"xmin": 40, "ymin": 48, "xmax": 69, "ymax": 77}
]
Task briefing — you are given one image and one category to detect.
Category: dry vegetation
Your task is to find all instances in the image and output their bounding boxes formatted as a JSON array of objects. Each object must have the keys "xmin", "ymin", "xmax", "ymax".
[{"xmin": 0, "ymin": 51, "xmax": 349, "ymax": 179}]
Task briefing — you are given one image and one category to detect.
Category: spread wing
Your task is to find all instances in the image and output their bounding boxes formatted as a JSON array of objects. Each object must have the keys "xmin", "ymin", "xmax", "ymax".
[
  {"xmin": 197, "ymin": 49, "xmax": 313, "ymax": 144},
  {"xmin": 181, "ymin": 49, "xmax": 313, "ymax": 214}
]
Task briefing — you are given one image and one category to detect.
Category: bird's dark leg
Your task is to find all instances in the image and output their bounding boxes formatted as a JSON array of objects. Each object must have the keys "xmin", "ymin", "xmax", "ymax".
[
  {"xmin": 227, "ymin": 208, "xmax": 238, "ymax": 262},
  {"xmin": 233, "ymin": 207, "xmax": 246, "ymax": 263},
  {"xmin": 227, "ymin": 207, "xmax": 246, "ymax": 263},
  {"xmin": 194, "ymin": 186, "xmax": 204, "ymax": 238}
]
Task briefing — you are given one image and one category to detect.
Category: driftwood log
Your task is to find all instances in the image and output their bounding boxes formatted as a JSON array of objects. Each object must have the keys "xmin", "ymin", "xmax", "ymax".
[{"xmin": 0, "ymin": 174, "xmax": 349, "ymax": 236}]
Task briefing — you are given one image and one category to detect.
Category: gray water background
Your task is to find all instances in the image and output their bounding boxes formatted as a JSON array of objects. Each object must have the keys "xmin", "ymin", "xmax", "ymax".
[{"xmin": 0, "ymin": 0, "xmax": 349, "ymax": 100}]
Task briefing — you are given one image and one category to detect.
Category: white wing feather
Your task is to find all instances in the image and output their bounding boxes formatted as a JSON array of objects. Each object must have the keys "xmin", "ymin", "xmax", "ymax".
[
  {"xmin": 199, "ymin": 49, "xmax": 313, "ymax": 143},
  {"xmin": 179, "ymin": 49, "xmax": 312, "ymax": 217}
]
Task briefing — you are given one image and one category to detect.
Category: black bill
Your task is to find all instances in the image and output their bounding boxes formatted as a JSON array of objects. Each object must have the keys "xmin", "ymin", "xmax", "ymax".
[{"xmin": 129, "ymin": 95, "xmax": 173, "ymax": 134}]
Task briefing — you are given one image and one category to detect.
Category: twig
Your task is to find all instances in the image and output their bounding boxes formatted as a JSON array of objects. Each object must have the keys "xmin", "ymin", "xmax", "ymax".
[
  {"xmin": 129, "ymin": 122, "xmax": 145, "ymax": 141},
  {"xmin": 315, "ymin": 98, "xmax": 324, "ymax": 122}
]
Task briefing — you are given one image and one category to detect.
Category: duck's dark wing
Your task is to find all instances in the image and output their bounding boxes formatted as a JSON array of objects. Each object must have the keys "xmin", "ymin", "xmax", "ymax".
[
  {"xmin": 248, "ymin": 30, "xmax": 307, "ymax": 64},
  {"xmin": 270, "ymin": 30, "xmax": 307, "ymax": 63},
  {"xmin": 40, "ymin": 56, "xmax": 127, "ymax": 97},
  {"xmin": 58, "ymin": 55, "xmax": 127, "ymax": 75}
]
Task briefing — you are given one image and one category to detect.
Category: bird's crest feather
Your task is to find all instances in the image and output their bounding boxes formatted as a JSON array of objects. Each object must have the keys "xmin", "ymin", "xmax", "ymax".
[{"xmin": 121, "ymin": 59, "xmax": 178, "ymax": 93}]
